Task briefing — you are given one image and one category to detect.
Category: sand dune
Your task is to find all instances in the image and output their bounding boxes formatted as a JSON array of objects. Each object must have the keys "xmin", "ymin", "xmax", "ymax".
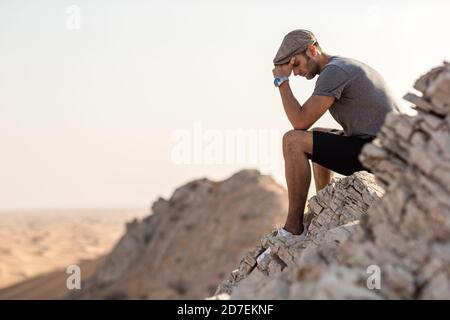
[{"xmin": 0, "ymin": 208, "xmax": 146, "ymax": 298}]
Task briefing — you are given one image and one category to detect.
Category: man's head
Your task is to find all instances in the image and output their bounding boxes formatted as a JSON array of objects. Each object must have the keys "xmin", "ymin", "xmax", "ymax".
[{"xmin": 273, "ymin": 29, "xmax": 324, "ymax": 80}]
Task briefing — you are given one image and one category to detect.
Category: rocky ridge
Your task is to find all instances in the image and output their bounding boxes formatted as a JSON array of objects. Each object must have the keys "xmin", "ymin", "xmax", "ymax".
[{"xmin": 67, "ymin": 170, "xmax": 289, "ymax": 299}]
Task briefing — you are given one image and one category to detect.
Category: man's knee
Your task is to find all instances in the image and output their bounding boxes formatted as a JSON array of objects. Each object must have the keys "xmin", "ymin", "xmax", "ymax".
[{"xmin": 282, "ymin": 129, "xmax": 311, "ymax": 156}]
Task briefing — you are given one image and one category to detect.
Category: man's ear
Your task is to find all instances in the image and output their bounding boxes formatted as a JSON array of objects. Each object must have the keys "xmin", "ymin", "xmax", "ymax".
[{"xmin": 307, "ymin": 44, "xmax": 318, "ymax": 57}]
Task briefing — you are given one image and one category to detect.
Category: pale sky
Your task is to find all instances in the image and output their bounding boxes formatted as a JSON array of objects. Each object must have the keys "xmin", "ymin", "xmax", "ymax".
[{"xmin": 1, "ymin": 0, "xmax": 449, "ymax": 211}]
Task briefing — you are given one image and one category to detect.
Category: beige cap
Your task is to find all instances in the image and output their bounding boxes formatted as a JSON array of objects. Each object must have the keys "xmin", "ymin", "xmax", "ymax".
[{"xmin": 273, "ymin": 29, "xmax": 317, "ymax": 65}]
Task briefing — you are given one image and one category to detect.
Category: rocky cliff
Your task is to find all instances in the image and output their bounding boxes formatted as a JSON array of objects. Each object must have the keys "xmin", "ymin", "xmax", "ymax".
[
  {"xmin": 68, "ymin": 170, "xmax": 289, "ymax": 299},
  {"xmin": 211, "ymin": 62, "xmax": 450, "ymax": 300}
]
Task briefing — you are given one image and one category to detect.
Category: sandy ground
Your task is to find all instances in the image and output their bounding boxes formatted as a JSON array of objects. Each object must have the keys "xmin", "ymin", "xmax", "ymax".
[{"xmin": 0, "ymin": 208, "xmax": 147, "ymax": 299}]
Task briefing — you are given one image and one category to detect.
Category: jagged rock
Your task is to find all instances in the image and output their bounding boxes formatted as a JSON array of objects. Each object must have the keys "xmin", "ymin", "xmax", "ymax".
[
  {"xmin": 404, "ymin": 61, "xmax": 450, "ymax": 115},
  {"xmin": 67, "ymin": 169, "xmax": 288, "ymax": 299},
  {"xmin": 210, "ymin": 62, "xmax": 450, "ymax": 300},
  {"xmin": 212, "ymin": 172, "xmax": 383, "ymax": 298}
]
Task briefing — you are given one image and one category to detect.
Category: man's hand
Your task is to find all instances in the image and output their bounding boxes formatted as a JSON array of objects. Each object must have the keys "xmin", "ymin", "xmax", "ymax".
[{"xmin": 272, "ymin": 57, "xmax": 295, "ymax": 78}]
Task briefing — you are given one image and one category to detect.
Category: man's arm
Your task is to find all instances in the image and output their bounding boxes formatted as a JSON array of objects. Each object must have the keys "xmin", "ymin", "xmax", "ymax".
[{"xmin": 278, "ymin": 81, "xmax": 335, "ymax": 130}]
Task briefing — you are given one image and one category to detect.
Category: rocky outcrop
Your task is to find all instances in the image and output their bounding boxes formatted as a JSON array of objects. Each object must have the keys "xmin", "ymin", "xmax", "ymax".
[
  {"xmin": 67, "ymin": 170, "xmax": 289, "ymax": 299},
  {"xmin": 210, "ymin": 62, "xmax": 450, "ymax": 300},
  {"xmin": 211, "ymin": 172, "xmax": 384, "ymax": 299}
]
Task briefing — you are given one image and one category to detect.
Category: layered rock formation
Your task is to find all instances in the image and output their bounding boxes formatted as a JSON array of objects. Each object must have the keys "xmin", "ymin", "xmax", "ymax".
[
  {"xmin": 212, "ymin": 172, "xmax": 384, "ymax": 299},
  {"xmin": 68, "ymin": 170, "xmax": 288, "ymax": 299},
  {"xmin": 211, "ymin": 62, "xmax": 450, "ymax": 300}
]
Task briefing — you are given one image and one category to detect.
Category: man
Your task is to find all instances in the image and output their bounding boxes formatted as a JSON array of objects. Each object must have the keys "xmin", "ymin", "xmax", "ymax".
[{"xmin": 272, "ymin": 29, "xmax": 402, "ymax": 237}]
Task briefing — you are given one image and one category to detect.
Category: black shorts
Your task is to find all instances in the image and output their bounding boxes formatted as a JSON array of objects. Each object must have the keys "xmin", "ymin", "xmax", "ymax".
[{"xmin": 306, "ymin": 130, "xmax": 375, "ymax": 176}]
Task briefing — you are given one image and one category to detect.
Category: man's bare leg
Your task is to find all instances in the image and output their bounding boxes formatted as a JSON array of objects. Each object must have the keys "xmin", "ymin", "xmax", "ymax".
[
  {"xmin": 282, "ymin": 130, "xmax": 313, "ymax": 235},
  {"xmin": 313, "ymin": 163, "xmax": 334, "ymax": 192}
]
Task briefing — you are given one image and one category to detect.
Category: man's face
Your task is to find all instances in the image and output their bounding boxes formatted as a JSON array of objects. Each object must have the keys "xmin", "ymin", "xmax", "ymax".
[{"xmin": 292, "ymin": 51, "xmax": 320, "ymax": 80}]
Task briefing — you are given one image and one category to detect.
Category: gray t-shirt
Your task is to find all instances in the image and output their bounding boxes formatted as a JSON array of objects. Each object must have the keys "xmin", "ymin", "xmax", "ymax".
[{"xmin": 313, "ymin": 56, "xmax": 402, "ymax": 138}]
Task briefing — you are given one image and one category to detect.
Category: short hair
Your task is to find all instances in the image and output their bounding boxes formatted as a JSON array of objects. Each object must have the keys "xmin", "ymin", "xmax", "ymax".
[
  {"xmin": 313, "ymin": 41, "xmax": 322, "ymax": 52},
  {"xmin": 303, "ymin": 41, "xmax": 322, "ymax": 56}
]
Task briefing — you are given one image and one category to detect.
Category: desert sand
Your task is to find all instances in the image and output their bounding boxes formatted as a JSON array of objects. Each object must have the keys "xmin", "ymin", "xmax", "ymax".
[{"xmin": 0, "ymin": 208, "xmax": 147, "ymax": 299}]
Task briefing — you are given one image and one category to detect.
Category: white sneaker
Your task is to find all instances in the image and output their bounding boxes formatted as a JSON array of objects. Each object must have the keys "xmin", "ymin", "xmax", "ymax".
[{"xmin": 256, "ymin": 223, "xmax": 308, "ymax": 264}]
